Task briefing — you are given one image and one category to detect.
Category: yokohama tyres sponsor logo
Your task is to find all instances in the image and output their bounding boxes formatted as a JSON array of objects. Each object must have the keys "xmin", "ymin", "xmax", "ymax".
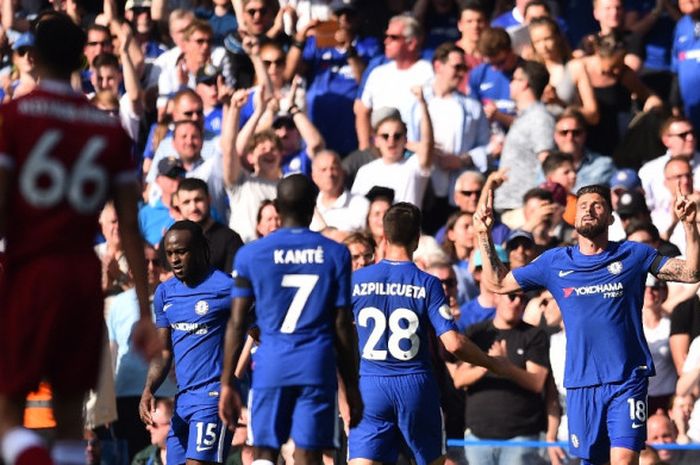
[{"xmin": 563, "ymin": 282, "xmax": 623, "ymax": 298}]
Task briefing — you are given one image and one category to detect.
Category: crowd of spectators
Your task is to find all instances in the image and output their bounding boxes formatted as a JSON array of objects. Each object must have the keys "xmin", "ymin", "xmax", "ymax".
[{"xmin": 7, "ymin": 0, "xmax": 700, "ymax": 464}]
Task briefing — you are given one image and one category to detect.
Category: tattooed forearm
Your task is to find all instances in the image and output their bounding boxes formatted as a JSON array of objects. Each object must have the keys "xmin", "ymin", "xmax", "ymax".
[
  {"xmin": 480, "ymin": 234, "xmax": 509, "ymax": 279},
  {"xmin": 656, "ymin": 258, "xmax": 700, "ymax": 283}
]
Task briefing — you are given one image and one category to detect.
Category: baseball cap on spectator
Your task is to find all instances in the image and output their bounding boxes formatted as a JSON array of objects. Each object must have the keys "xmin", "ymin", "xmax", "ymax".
[
  {"xmin": 124, "ymin": 0, "xmax": 151, "ymax": 9},
  {"xmin": 12, "ymin": 32, "xmax": 34, "ymax": 51},
  {"xmin": 365, "ymin": 186, "xmax": 395, "ymax": 204},
  {"xmin": 616, "ymin": 190, "xmax": 649, "ymax": 218},
  {"xmin": 332, "ymin": 0, "xmax": 358, "ymax": 13},
  {"xmin": 505, "ymin": 229, "xmax": 535, "ymax": 251},
  {"xmin": 196, "ymin": 65, "xmax": 219, "ymax": 85},
  {"xmin": 473, "ymin": 245, "xmax": 508, "ymax": 267},
  {"xmin": 158, "ymin": 157, "xmax": 186, "ymax": 179},
  {"xmin": 371, "ymin": 107, "xmax": 401, "ymax": 130},
  {"xmin": 609, "ymin": 168, "xmax": 642, "ymax": 192},
  {"xmin": 645, "ymin": 273, "xmax": 666, "ymax": 289}
]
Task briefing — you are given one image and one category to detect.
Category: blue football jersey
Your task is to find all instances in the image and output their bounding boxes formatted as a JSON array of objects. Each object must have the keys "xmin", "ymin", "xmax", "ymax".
[
  {"xmin": 513, "ymin": 241, "xmax": 668, "ymax": 388},
  {"xmin": 231, "ymin": 228, "xmax": 352, "ymax": 388},
  {"xmin": 352, "ymin": 260, "xmax": 457, "ymax": 376},
  {"xmin": 154, "ymin": 269, "xmax": 233, "ymax": 397}
]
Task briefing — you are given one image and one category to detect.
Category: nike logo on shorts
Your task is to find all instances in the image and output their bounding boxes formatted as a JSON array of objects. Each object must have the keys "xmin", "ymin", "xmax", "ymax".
[{"xmin": 558, "ymin": 270, "xmax": 574, "ymax": 277}]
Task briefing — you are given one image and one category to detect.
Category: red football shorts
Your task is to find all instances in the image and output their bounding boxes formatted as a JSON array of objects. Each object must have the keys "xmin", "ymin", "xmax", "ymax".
[{"xmin": 0, "ymin": 254, "xmax": 104, "ymax": 397}]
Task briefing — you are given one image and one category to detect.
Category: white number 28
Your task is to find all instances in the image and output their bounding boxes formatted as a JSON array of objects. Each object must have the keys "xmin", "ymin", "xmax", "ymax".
[{"xmin": 358, "ymin": 307, "xmax": 420, "ymax": 361}]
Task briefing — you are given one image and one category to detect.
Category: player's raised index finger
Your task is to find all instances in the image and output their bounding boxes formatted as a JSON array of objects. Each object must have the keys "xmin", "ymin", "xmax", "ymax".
[{"xmin": 485, "ymin": 187, "xmax": 493, "ymax": 210}]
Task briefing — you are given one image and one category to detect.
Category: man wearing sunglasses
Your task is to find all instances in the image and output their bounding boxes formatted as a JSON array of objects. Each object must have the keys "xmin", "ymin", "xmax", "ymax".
[
  {"xmin": 553, "ymin": 108, "xmax": 616, "ymax": 191},
  {"xmin": 475, "ymin": 183, "xmax": 700, "ymax": 465},
  {"xmin": 639, "ymin": 115, "xmax": 700, "ymax": 224}
]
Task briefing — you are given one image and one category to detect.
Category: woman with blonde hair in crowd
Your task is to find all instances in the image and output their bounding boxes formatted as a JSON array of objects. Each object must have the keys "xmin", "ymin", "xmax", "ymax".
[{"xmin": 528, "ymin": 17, "xmax": 598, "ymax": 125}]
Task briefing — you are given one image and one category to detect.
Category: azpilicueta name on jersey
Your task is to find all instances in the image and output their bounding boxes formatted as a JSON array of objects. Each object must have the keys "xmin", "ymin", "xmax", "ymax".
[{"xmin": 353, "ymin": 282, "xmax": 427, "ymax": 299}]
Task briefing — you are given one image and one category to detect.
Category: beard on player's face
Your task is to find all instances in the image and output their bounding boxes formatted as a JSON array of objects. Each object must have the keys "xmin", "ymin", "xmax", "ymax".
[{"xmin": 576, "ymin": 218, "xmax": 608, "ymax": 239}]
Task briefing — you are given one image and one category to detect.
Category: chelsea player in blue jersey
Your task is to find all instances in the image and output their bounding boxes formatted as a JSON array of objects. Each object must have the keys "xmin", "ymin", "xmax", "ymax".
[
  {"xmin": 474, "ymin": 183, "xmax": 700, "ymax": 465},
  {"xmin": 219, "ymin": 174, "xmax": 363, "ymax": 465},
  {"xmin": 139, "ymin": 220, "xmax": 234, "ymax": 465},
  {"xmin": 348, "ymin": 202, "xmax": 512, "ymax": 465}
]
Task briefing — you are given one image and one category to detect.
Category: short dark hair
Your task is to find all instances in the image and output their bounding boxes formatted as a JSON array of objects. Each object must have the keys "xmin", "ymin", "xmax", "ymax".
[
  {"xmin": 460, "ymin": 0, "xmax": 487, "ymax": 16},
  {"xmin": 518, "ymin": 60, "xmax": 550, "ymax": 100},
  {"xmin": 276, "ymin": 174, "xmax": 317, "ymax": 224},
  {"xmin": 523, "ymin": 187, "xmax": 553, "ymax": 204},
  {"xmin": 576, "ymin": 185, "xmax": 613, "ymax": 212},
  {"xmin": 92, "ymin": 52, "xmax": 120, "ymax": 70},
  {"xmin": 432, "ymin": 42, "xmax": 464, "ymax": 64},
  {"xmin": 383, "ymin": 202, "xmax": 421, "ymax": 248},
  {"xmin": 624, "ymin": 219, "xmax": 661, "ymax": 242},
  {"xmin": 478, "ymin": 27, "xmax": 511, "ymax": 57},
  {"xmin": 177, "ymin": 177, "xmax": 209, "ymax": 195},
  {"xmin": 34, "ymin": 13, "xmax": 86, "ymax": 78},
  {"xmin": 166, "ymin": 220, "xmax": 211, "ymax": 265},
  {"xmin": 524, "ymin": 0, "xmax": 551, "ymax": 16},
  {"xmin": 542, "ymin": 151, "xmax": 575, "ymax": 176}
]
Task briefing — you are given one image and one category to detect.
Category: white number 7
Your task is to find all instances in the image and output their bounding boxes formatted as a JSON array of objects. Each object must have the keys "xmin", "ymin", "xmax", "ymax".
[{"xmin": 280, "ymin": 274, "xmax": 319, "ymax": 333}]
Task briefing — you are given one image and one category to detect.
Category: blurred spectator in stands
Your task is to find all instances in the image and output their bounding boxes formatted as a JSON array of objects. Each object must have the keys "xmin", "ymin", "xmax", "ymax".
[
  {"xmin": 456, "ymin": 247, "xmax": 508, "ymax": 332},
  {"xmin": 553, "ymin": 108, "xmax": 616, "ymax": 191},
  {"xmin": 287, "ymin": 0, "xmax": 380, "ymax": 156},
  {"xmin": 646, "ymin": 411, "xmax": 700, "ymax": 463},
  {"xmin": 222, "ymin": 88, "xmax": 282, "ymax": 242},
  {"xmin": 624, "ymin": 0, "xmax": 680, "ymax": 100},
  {"xmin": 194, "ymin": 67, "xmax": 224, "ymax": 136},
  {"xmin": 364, "ymin": 186, "xmax": 394, "ymax": 262},
  {"xmin": 577, "ymin": 0, "xmax": 643, "ymax": 71},
  {"xmin": 625, "ymin": 219, "xmax": 681, "ymax": 258},
  {"xmin": 411, "ymin": 42, "xmax": 490, "ymax": 232},
  {"xmin": 455, "ymin": 1, "xmax": 488, "ymax": 92},
  {"xmin": 494, "ymin": 61, "xmax": 555, "ymax": 212},
  {"xmin": 672, "ymin": 0, "xmax": 700, "ymax": 137},
  {"xmin": 450, "ymin": 290, "xmax": 549, "ymax": 465},
  {"xmin": 640, "ymin": 116, "xmax": 700, "ymax": 222},
  {"xmin": 124, "ymin": 0, "xmax": 167, "ymax": 69},
  {"xmin": 653, "ymin": 158, "xmax": 699, "ymax": 248},
  {"xmin": 607, "ymin": 167, "xmax": 644, "ymax": 239},
  {"xmin": 310, "ymin": 149, "xmax": 368, "ymax": 233},
  {"xmin": 83, "ymin": 24, "xmax": 115, "ymax": 92},
  {"xmin": 582, "ymin": 32, "xmax": 662, "ymax": 158},
  {"xmin": 505, "ymin": 229, "xmax": 537, "ymax": 270},
  {"xmin": 97, "ymin": 203, "xmax": 130, "ymax": 297},
  {"xmin": 343, "ymin": 231, "xmax": 375, "ymax": 271},
  {"xmin": 255, "ymin": 199, "xmax": 280, "ymax": 238},
  {"xmin": 469, "ymin": 27, "xmax": 520, "ymax": 131},
  {"xmin": 514, "ymin": 187, "xmax": 561, "ymax": 250},
  {"xmin": 355, "ymin": 14, "xmax": 433, "ymax": 150},
  {"xmin": 352, "ymin": 88, "xmax": 434, "ymax": 207},
  {"xmin": 642, "ymin": 274, "xmax": 676, "ymax": 414},
  {"xmin": 1, "ymin": 32, "xmax": 37, "ymax": 102},
  {"xmin": 615, "ymin": 189, "xmax": 651, "ymax": 236},
  {"xmin": 412, "ymin": 0, "xmax": 460, "ymax": 58},
  {"xmin": 131, "ymin": 398, "xmax": 173, "ymax": 465},
  {"xmin": 442, "ymin": 211, "xmax": 478, "ymax": 305},
  {"xmin": 157, "ymin": 20, "xmax": 215, "ymax": 111},
  {"xmin": 147, "ymin": 9, "xmax": 195, "ymax": 89},
  {"xmin": 528, "ymin": 17, "xmax": 598, "ymax": 124},
  {"xmin": 669, "ymin": 394, "xmax": 694, "ymax": 445},
  {"xmin": 195, "ymin": 0, "xmax": 237, "ymax": 46}
]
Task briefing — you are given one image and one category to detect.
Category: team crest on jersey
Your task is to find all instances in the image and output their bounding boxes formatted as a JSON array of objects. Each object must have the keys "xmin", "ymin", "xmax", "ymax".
[
  {"xmin": 571, "ymin": 434, "xmax": 579, "ymax": 448},
  {"xmin": 195, "ymin": 300, "xmax": 209, "ymax": 316},
  {"xmin": 438, "ymin": 304, "xmax": 453, "ymax": 321},
  {"xmin": 607, "ymin": 261, "xmax": 623, "ymax": 275}
]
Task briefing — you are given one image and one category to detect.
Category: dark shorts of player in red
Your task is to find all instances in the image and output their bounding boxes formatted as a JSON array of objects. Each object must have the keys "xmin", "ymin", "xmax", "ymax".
[{"xmin": 0, "ymin": 253, "xmax": 104, "ymax": 397}]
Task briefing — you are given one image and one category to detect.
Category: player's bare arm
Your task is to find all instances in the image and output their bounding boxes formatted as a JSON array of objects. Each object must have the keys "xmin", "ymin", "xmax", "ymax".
[
  {"xmin": 334, "ymin": 305, "xmax": 364, "ymax": 428},
  {"xmin": 139, "ymin": 327, "xmax": 173, "ymax": 425},
  {"xmin": 219, "ymin": 295, "xmax": 252, "ymax": 430},
  {"xmin": 655, "ymin": 181, "xmax": 700, "ymax": 283},
  {"xmin": 473, "ymin": 186, "xmax": 522, "ymax": 294}
]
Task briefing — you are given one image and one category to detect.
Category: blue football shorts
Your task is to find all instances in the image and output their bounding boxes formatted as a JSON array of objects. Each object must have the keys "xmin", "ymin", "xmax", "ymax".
[
  {"xmin": 566, "ymin": 374, "xmax": 648, "ymax": 465},
  {"xmin": 348, "ymin": 373, "xmax": 444, "ymax": 465},
  {"xmin": 248, "ymin": 384, "xmax": 339, "ymax": 450}
]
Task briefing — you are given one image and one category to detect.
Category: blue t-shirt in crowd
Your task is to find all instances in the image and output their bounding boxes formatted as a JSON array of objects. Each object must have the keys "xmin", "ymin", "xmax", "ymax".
[
  {"xmin": 672, "ymin": 14, "xmax": 700, "ymax": 131},
  {"xmin": 513, "ymin": 240, "xmax": 667, "ymax": 388},
  {"xmin": 457, "ymin": 298, "xmax": 495, "ymax": 333},
  {"xmin": 231, "ymin": 227, "xmax": 352, "ymax": 388},
  {"xmin": 351, "ymin": 260, "xmax": 457, "ymax": 377},
  {"xmin": 468, "ymin": 63, "xmax": 516, "ymax": 116},
  {"xmin": 625, "ymin": 0, "xmax": 675, "ymax": 71}
]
